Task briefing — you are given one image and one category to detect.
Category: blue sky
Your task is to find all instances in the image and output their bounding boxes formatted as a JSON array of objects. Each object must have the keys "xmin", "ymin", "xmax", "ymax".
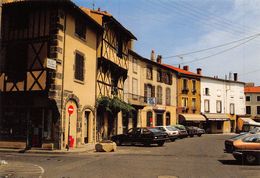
[{"xmin": 73, "ymin": 0, "xmax": 260, "ymax": 85}]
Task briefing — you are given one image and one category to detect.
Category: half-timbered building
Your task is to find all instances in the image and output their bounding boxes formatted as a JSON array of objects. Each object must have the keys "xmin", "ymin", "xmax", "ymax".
[
  {"xmin": 81, "ymin": 8, "xmax": 137, "ymax": 140},
  {"xmin": 0, "ymin": 0, "xmax": 102, "ymax": 149}
]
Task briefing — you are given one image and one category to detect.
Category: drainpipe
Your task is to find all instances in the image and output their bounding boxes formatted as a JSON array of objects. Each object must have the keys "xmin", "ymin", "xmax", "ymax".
[{"xmin": 60, "ymin": 10, "xmax": 67, "ymax": 149}]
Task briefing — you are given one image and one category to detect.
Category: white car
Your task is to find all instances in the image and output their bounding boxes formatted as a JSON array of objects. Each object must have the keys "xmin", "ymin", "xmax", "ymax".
[{"xmin": 155, "ymin": 126, "xmax": 179, "ymax": 142}]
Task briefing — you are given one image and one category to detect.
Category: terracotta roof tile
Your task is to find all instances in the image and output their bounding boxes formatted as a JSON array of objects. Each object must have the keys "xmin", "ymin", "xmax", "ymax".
[
  {"xmin": 163, "ymin": 64, "xmax": 198, "ymax": 76},
  {"xmin": 244, "ymin": 86, "xmax": 260, "ymax": 93}
]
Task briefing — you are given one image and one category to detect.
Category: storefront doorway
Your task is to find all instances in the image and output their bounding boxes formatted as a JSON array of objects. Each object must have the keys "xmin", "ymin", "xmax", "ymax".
[{"xmin": 156, "ymin": 113, "xmax": 163, "ymax": 126}]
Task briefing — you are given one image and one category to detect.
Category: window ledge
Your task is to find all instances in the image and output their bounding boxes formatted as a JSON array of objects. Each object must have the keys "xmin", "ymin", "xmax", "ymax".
[
  {"xmin": 74, "ymin": 79, "xmax": 85, "ymax": 85},
  {"xmin": 74, "ymin": 33, "xmax": 87, "ymax": 42}
]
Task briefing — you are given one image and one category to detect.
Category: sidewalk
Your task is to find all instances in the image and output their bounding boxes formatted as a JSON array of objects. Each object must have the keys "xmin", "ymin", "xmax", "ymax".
[{"xmin": 0, "ymin": 144, "xmax": 95, "ymax": 154}]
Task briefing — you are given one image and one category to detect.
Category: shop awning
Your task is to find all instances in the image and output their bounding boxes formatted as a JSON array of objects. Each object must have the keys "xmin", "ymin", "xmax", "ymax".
[
  {"xmin": 204, "ymin": 113, "xmax": 230, "ymax": 121},
  {"xmin": 179, "ymin": 114, "xmax": 206, "ymax": 122},
  {"xmin": 239, "ymin": 117, "xmax": 260, "ymax": 126}
]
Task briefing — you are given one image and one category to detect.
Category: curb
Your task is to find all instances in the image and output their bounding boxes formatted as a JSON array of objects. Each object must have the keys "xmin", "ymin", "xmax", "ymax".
[{"xmin": 0, "ymin": 148, "xmax": 95, "ymax": 154}]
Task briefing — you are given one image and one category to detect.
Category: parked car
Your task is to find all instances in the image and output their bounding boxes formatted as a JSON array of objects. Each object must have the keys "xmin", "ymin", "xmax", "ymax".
[
  {"xmin": 224, "ymin": 133, "xmax": 260, "ymax": 164},
  {"xmin": 172, "ymin": 125, "xmax": 188, "ymax": 138},
  {"xmin": 185, "ymin": 126, "xmax": 205, "ymax": 137},
  {"xmin": 111, "ymin": 127, "xmax": 169, "ymax": 146},
  {"xmin": 155, "ymin": 126, "xmax": 179, "ymax": 141}
]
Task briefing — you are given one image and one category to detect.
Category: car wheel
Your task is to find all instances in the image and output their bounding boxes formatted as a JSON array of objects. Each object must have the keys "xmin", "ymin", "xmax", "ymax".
[
  {"xmin": 233, "ymin": 154, "xmax": 242, "ymax": 162},
  {"xmin": 190, "ymin": 134, "xmax": 194, "ymax": 137},
  {"xmin": 157, "ymin": 141, "xmax": 165, "ymax": 147},
  {"xmin": 170, "ymin": 138, "xmax": 176, "ymax": 142},
  {"xmin": 144, "ymin": 142, "xmax": 150, "ymax": 147},
  {"xmin": 115, "ymin": 139, "xmax": 122, "ymax": 146},
  {"xmin": 197, "ymin": 134, "xmax": 202, "ymax": 137},
  {"xmin": 245, "ymin": 154, "xmax": 257, "ymax": 164}
]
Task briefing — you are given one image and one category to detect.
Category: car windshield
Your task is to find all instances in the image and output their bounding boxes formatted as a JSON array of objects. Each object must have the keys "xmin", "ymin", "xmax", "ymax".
[
  {"xmin": 229, "ymin": 133, "xmax": 249, "ymax": 140},
  {"xmin": 249, "ymin": 127, "xmax": 260, "ymax": 134},
  {"xmin": 242, "ymin": 134, "xmax": 260, "ymax": 142},
  {"xmin": 166, "ymin": 126, "xmax": 178, "ymax": 131},
  {"xmin": 148, "ymin": 128, "xmax": 162, "ymax": 133}
]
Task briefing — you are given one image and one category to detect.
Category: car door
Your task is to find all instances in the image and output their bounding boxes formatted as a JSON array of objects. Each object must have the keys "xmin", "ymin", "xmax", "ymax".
[
  {"xmin": 126, "ymin": 128, "xmax": 135, "ymax": 143},
  {"xmin": 134, "ymin": 128, "xmax": 142, "ymax": 143},
  {"xmin": 243, "ymin": 134, "xmax": 260, "ymax": 150}
]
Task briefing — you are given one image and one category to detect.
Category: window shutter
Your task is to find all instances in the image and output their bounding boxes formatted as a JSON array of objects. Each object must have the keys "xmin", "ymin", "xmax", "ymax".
[
  {"xmin": 152, "ymin": 86, "xmax": 155, "ymax": 97},
  {"xmin": 144, "ymin": 84, "xmax": 147, "ymax": 97}
]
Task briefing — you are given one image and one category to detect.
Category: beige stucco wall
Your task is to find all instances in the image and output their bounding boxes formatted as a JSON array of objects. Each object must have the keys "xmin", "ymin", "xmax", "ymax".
[{"xmin": 61, "ymin": 13, "xmax": 97, "ymax": 147}]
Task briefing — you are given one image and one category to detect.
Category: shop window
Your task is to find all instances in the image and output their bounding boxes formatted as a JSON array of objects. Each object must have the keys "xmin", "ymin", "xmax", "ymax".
[
  {"xmin": 246, "ymin": 106, "xmax": 251, "ymax": 115},
  {"xmin": 146, "ymin": 111, "xmax": 153, "ymax": 127},
  {"xmin": 166, "ymin": 112, "xmax": 171, "ymax": 125},
  {"xmin": 217, "ymin": 122, "xmax": 222, "ymax": 130},
  {"xmin": 74, "ymin": 52, "xmax": 85, "ymax": 81}
]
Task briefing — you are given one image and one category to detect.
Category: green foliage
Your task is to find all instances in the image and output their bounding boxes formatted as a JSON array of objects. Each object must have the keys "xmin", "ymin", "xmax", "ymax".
[{"xmin": 97, "ymin": 96, "xmax": 135, "ymax": 115}]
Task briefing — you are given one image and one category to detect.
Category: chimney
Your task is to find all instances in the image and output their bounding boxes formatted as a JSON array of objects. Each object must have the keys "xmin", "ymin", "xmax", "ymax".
[
  {"xmin": 98, "ymin": 7, "xmax": 101, "ymax": 11},
  {"xmin": 151, "ymin": 50, "xmax": 155, "ymax": 61},
  {"xmin": 183, "ymin": 65, "xmax": 189, "ymax": 71},
  {"xmin": 196, "ymin": 68, "xmax": 202, "ymax": 75},
  {"xmin": 234, "ymin": 73, "xmax": 238, "ymax": 81},
  {"xmin": 156, "ymin": 55, "xmax": 162, "ymax": 64},
  {"xmin": 245, "ymin": 83, "xmax": 255, "ymax": 87}
]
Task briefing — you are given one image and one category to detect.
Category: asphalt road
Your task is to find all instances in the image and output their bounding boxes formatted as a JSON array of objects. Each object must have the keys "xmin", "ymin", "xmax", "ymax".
[{"xmin": 0, "ymin": 134, "xmax": 259, "ymax": 178}]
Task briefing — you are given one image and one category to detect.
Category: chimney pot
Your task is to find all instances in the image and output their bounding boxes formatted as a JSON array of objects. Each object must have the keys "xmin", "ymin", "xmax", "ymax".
[
  {"xmin": 183, "ymin": 65, "xmax": 189, "ymax": 71},
  {"xmin": 196, "ymin": 68, "xmax": 202, "ymax": 75},
  {"xmin": 98, "ymin": 8, "xmax": 101, "ymax": 11},
  {"xmin": 156, "ymin": 55, "xmax": 162, "ymax": 64},
  {"xmin": 151, "ymin": 50, "xmax": 155, "ymax": 61},
  {"xmin": 234, "ymin": 73, "xmax": 238, "ymax": 81}
]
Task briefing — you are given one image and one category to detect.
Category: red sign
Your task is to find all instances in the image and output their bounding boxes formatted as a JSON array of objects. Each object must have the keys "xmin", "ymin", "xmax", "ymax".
[{"xmin": 68, "ymin": 105, "xmax": 74, "ymax": 115}]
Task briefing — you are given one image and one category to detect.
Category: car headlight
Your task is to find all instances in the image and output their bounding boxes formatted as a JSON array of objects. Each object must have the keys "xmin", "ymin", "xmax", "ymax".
[{"xmin": 154, "ymin": 136, "xmax": 158, "ymax": 139}]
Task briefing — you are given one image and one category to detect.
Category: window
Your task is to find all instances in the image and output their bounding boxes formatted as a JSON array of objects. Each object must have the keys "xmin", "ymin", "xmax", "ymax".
[
  {"xmin": 192, "ymin": 98, "xmax": 196, "ymax": 109},
  {"xmin": 230, "ymin": 103, "xmax": 235, "ymax": 115},
  {"xmin": 166, "ymin": 112, "xmax": 171, "ymax": 126},
  {"xmin": 9, "ymin": 10, "xmax": 29, "ymax": 30},
  {"xmin": 166, "ymin": 88, "xmax": 171, "ymax": 106},
  {"xmin": 132, "ymin": 78, "xmax": 138, "ymax": 100},
  {"xmin": 246, "ymin": 106, "xmax": 251, "ymax": 115},
  {"xmin": 6, "ymin": 42, "xmax": 28, "ymax": 81},
  {"xmin": 192, "ymin": 80, "xmax": 196, "ymax": 92},
  {"xmin": 146, "ymin": 111, "xmax": 153, "ymax": 127},
  {"xmin": 111, "ymin": 77, "xmax": 118, "ymax": 95},
  {"xmin": 182, "ymin": 97, "xmax": 188, "ymax": 107},
  {"xmin": 257, "ymin": 106, "xmax": 260, "ymax": 115},
  {"xmin": 205, "ymin": 88, "xmax": 210, "ymax": 95},
  {"xmin": 217, "ymin": 122, "xmax": 222, "ymax": 130},
  {"xmin": 75, "ymin": 18, "xmax": 86, "ymax": 39},
  {"xmin": 246, "ymin": 96, "xmax": 250, "ymax": 101},
  {"xmin": 144, "ymin": 84, "xmax": 155, "ymax": 104},
  {"xmin": 182, "ymin": 79, "xmax": 188, "ymax": 90},
  {"xmin": 157, "ymin": 86, "xmax": 163, "ymax": 104},
  {"xmin": 257, "ymin": 96, "xmax": 260, "ymax": 101},
  {"xmin": 157, "ymin": 70, "xmax": 162, "ymax": 82},
  {"xmin": 146, "ymin": 67, "xmax": 153, "ymax": 80},
  {"xmin": 132, "ymin": 57, "xmax": 138, "ymax": 73},
  {"xmin": 74, "ymin": 52, "xmax": 84, "ymax": 81},
  {"xmin": 216, "ymin": 101, "xmax": 222, "ymax": 113},
  {"xmin": 204, "ymin": 100, "xmax": 210, "ymax": 113},
  {"xmin": 164, "ymin": 73, "xmax": 172, "ymax": 85},
  {"xmin": 116, "ymin": 35, "xmax": 123, "ymax": 58}
]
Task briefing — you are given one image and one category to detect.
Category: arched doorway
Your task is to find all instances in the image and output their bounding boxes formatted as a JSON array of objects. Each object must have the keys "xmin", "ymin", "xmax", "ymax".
[
  {"xmin": 82, "ymin": 109, "xmax": 94, "ymax": 144},
  {"xmin": 65, "ymin": 100, "xmax": 78, "ymax": 149}
]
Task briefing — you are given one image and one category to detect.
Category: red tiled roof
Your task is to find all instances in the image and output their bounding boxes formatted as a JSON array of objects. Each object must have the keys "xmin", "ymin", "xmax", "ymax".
[
  {"xmin": 244, "ymin": 86, "xmax": 260, "ymax": 93},
  {"xmin": 163, "ymin": 64, "xmax": 198, "ymax": 76}
]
